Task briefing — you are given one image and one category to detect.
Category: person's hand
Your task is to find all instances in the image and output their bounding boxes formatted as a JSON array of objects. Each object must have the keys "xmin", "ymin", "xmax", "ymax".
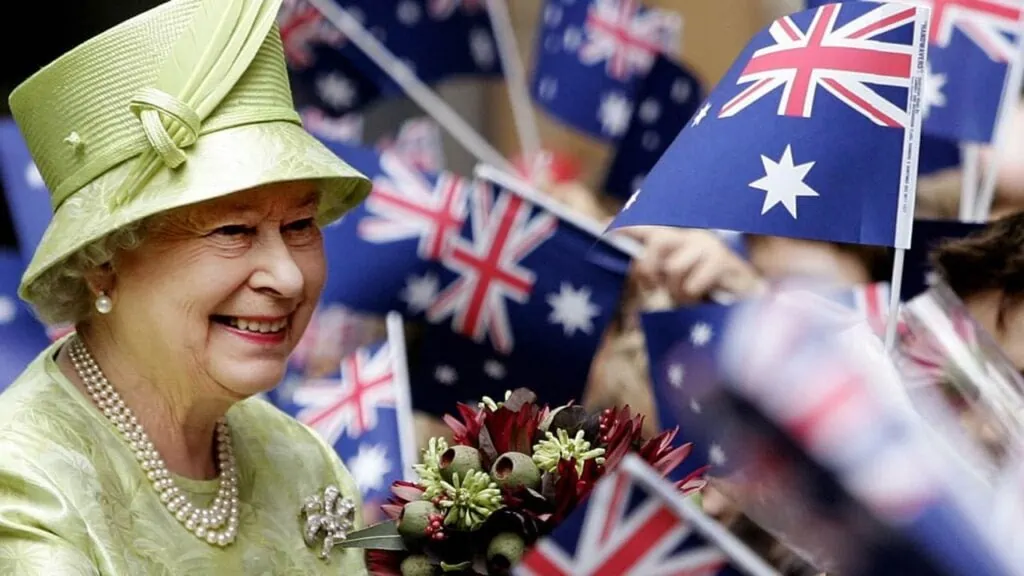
[{"xmin": 626, "ymin": 227, "xmax": 765, "ymax": 305}]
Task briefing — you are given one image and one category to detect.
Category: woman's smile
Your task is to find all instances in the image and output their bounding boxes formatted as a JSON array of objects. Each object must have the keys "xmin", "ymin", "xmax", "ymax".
[{"xmin": 212, "ymin": 315, "xmax": 291, "ymax": 347}]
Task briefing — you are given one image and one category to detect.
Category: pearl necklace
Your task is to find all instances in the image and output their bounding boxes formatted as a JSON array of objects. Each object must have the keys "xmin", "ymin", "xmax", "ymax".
[{"xmin": 68, "ymin": 336, "xmax": 241, "ymax": 547}]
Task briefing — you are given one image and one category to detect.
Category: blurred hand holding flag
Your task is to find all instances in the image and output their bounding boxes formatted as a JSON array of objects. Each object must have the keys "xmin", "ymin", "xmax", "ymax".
[
  {"xmin": 608, "ymin": 2, "xmax": 930, "ymax": 249},
  {"xmin": 531, "ymin": 0, "xmax": 681, "ymax": 139}
]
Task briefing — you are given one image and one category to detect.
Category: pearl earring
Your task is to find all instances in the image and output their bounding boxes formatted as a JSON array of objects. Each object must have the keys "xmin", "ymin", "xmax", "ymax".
[{"xmin": 95, "ymin": 292, "xmax": 113, "ymax": 315}]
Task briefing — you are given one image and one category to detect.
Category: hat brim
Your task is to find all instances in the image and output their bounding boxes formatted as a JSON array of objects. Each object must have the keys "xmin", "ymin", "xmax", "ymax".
[{"xmin": 20, "ymin": 120, "xmax": 371, "ymax": 305}]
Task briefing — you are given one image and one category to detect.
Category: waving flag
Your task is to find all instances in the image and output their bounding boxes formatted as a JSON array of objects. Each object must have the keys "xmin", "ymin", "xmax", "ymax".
[
  {"xmin": 609, "ymin": 2, "xmax": 930, "ymax": 249},
  {"xmin": 603, "ymin": 55, "xmax": 705, "ymax": 200},
  {"xmin": 0, "ymin": 250, "xmax": 50, "ymax": 391},
  {"xmin": 405, "ymin": 183, "xmax": 631, "ymax": 413},
  {"xmin": 531, "ymin": 0, "xmax": 681, "ymax": 139},
  {"xmin": 810, "ymin": 0, "xmax": 1024, "ymax": 143},
  {"xmin": 273, "ymin": 318, "xmax": 414, "ymax": 523},
  {"xmin": 719, "ymin": 294, "xmax": 1020, "ymax": 576},
  {"xmin": 0, "ymin": 120, "xmax": 53, "ymax": 263},
  {"xmin": 515, "ymin": 459, "xmax": 740, "ymax": 576}
]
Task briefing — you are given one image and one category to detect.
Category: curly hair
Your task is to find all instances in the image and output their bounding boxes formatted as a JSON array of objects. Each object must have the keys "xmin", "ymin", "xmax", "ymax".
[
  {"xmin": 930, "ymin": 211, "xmax": 1024, "ymax": 329},
  {"xmin": 25, "ymin": 221, "xmax": 148, "ymax": 326}
]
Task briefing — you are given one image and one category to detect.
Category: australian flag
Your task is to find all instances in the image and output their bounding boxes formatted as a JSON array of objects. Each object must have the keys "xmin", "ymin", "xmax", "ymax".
[
  {"xmin": 403, "ymin": 183, "xmax": 630, "ymax": 413},
  {"xmin": 514, "ymin": 459, "xmax": 740, "ymax": 575},
  {"xmin": 273, "ymin": 329, "xmax": 414, "ymax": 524},
  {"xmin": 531, "ymin": 0, "xmax": 681, "ymax": 139},
  {"xmin": 317, "ymin": 142, "xmax": 472, "ymax": 313},
  {"xmin": 0, "ymin": 119, "xmax": 53, "ymax": 264},
  {"xmin": 608, "ymin": 2, "xmax": 930, "ymax": 249},
  {"xmin": 603, "ymin": 54, "xmax": 705, "ymax": 200},
  {"xmin": 809, "ymin": 0, "xmax": 1024, "ymax": 144},
  {"xmin": 642, "ymin": 303, "xmax": 732, "ymax": 479},
  {"xmin": 0, "ymin": 250, "xmax": 51, "ymax": 391}
]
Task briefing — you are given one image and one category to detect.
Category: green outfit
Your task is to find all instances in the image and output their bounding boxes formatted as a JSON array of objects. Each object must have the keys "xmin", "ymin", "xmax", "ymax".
[{"xmin": 0, "ymin": 339, "xmax": 368, "ymax": 575}]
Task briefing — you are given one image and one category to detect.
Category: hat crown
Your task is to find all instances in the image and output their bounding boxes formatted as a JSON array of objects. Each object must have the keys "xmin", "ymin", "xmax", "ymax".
[{"xmin": 8, "ymin": 0, "xmax": 297, "ymax": 211}]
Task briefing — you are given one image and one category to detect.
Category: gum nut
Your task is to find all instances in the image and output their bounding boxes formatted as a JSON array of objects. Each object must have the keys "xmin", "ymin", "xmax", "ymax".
[
  {"xmin": 490, "ymin": 452, "xmax": 541, "ymax": 491},
  {"xmin": 400, "ymin": 555, "xmax": 437, "ymax": 576},
  {"xmin": 398, "ymin": 500, "xmax": 438, "ymax": 539},
  {"xmin": 487, "ymin": 531, "xmax": 526, "ymax": 569},
  {"xmin": 438, "ymin": 445, "xmax": 482, "ymax": 482}
]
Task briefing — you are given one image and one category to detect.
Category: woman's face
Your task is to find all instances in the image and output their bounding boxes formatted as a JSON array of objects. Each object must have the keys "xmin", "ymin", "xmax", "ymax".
[{"xmin": 106, "ymin": 181, "xmax": 325, "ymax": 397}]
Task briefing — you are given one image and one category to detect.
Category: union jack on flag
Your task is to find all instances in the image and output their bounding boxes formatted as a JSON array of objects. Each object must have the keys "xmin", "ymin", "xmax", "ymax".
[
  {"xmin": 515, "ymin": 465, "xmax": 734, "ymax": 575},
  {"xmin": 290, "ymin": 341, "xmax": 397, "ymax": 442},
  {"xmin": 904, "ymin": 0, "xmax": 1023, "ymax": 61},
  {"xmin": 357, "ymin": 153, "xmax": 471, "ymax": 262},
  {"xmin": 719, "ymin": 2, "xmax": 920, "ymax": 127},
  {"xmin": 579, "ymin": 0, "xmax": 681, "ymax": 81},
  {"xmin": 277, "ymin": 0, "xmax": 346, "ymax": 69},
  {"xmin": 427, "ymin": 185, "xmax": 558, "ymax": 354}
]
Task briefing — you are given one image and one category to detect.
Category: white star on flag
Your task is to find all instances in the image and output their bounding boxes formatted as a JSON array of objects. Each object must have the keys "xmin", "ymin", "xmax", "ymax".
[
  {"xmin": 396, "ymin": 0, "xmax": 422, "ymax": 26},
  {"xmin": 483, "ymin": 359, "xmax": 506, "ymax": 380},
  {"xmin": 316, "ymin": 72, "xmax": 357, "ymax": 109},
  {"xmin": 689, "ymin": 322, "xmax": 713, "ymax": 347},
  {"xmin": 922, "ymin": 62, "xmax": 947, "ymax": 119},
  {"xmin": 546, "ymin": 283, "xmax": 601, "ymax": 336},
  {"xmin": 469, "ymin": 28, "xmax": 496, "ymax": 67},
  {"xmin": 689, "ymin": 397, "xmax": 702, "ymax": 414},
  {"xmin": 0, "ymin": 296, "xmax": 15, "ymax": 325},
  {"xmin": 748, "ymin": 145, "xmax": 819, "ymax": 219},
  {"xmin": 667, "ymin": 363, "xmax": 685, "ymax": 389},
  {"xmin": 709, "ymin": 443, "xmax": 727, "ymax": 466},
  {"xmin": 401, "ymin": 273, "xmax": 440, "ymax": 313},
  {"xmin": 434, "ymin": 365, "xmax": 458, "ymax": 386},
  {"xmin": 638, "ymin": 98, "xmax": 661, "ymax": 124},
  {"xmin": 347, "ymin": 443, "xmax": 393, "ymax": 493},
  {"xmin": 598, "ymin": 92, "xmax": 634, "ymax": 137}
]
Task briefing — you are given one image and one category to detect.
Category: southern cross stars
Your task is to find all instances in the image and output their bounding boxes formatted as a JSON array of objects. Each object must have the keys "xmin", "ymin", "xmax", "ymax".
[{"xmin": 749, "ymin": 145, "xmax": 819, "ymax": 219}]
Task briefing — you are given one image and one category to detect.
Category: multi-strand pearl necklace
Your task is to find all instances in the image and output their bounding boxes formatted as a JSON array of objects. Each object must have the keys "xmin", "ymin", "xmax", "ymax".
[{"xmin": 68, "ymin": 336, "xmax": 241, "ymax": 547}]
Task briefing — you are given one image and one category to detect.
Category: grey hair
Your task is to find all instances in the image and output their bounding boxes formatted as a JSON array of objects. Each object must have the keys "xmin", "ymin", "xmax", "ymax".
[{"xmin": 27, "ymin": 221, "xmax": 148, "ymax": 326}]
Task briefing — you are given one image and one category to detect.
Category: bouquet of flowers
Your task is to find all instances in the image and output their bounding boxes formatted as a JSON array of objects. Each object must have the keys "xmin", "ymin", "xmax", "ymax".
[{"xmin": 351, "ymin": 388, "xmax": 705, "ymax": 575}]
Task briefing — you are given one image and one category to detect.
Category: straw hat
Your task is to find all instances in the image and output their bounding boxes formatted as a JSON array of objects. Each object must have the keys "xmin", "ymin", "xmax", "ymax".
[{"xmin": 8, "ymin": 0, "xmax": 371, "ymax": 307}]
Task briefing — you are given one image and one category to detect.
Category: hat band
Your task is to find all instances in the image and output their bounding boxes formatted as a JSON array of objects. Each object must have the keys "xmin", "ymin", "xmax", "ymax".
[{"xmin": 50, "ymin": 105, "xmax": 303, "ymax": 211}]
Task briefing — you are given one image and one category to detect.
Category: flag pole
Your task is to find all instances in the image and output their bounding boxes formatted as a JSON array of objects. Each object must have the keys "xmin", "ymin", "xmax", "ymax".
[
  {"xmin": 385, "ymin": 312, "xmax": 418, "ymax": 482},
  {"xmin": 484, "ymin": 0, "xmax": 545, "ymax": 181},
  {"xmin": 621, "ymin": 455, "xmax": 782, "ymax": 576},
  {"xmin": 884, "ymin": 249, "xmax": 905, "ymax": 351},
  {"xmin": 306, "ymin": 0, "xmax": 516, "ymax": 175},
  {"xmin": 973, "ymin": 17, "xmax": 1024, "ymax": 222},
  {"xmin": 958, "ymin": 144, "xmax": 980, "ymax": 221}
]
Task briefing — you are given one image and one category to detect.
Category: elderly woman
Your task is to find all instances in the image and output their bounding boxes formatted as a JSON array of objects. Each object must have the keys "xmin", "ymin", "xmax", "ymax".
[{"xmin": 0, "ymin": 0, "xmax": 373, "ymax": 573}]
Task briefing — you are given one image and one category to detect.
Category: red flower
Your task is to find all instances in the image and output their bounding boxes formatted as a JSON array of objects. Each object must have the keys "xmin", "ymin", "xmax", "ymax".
[
  {"xmin": 478, "ymin": 403, "xmax": 548, "ymax": 463},
  {"xmin": 366, "ymin": 550, "xmax": 402, "ymax": 576},
  {"xmin": 380, "ymin": 481, "xmax": 425, "ymax": 520},
  {"xmin": 443, "ymin": 402, "xmax": 486, "ymax": 446}
]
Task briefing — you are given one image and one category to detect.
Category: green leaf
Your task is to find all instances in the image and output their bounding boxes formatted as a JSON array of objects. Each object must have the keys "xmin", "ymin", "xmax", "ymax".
[
  {"xmin": 440, "ymin": 561, "xmax": 473, "ymax": 572},
  {"xmin": 334, "ymin": 520, "xmax": 408, "ymax": 551}
]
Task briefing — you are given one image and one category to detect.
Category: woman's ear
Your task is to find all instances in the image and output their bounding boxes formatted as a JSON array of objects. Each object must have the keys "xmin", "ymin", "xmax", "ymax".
[{"xmin": 83, "ymin": 263, "xmax": 116, "ymax": 299}]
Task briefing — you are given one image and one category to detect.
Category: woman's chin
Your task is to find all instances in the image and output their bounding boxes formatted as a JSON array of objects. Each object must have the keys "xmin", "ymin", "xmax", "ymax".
[{"xmin": 212, "ymin": 361, "xmax": 288, "ymax": 399}]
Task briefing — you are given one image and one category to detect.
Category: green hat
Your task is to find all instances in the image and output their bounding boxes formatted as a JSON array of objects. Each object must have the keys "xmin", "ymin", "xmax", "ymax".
[{"xmin": 8, "ymin": 0, "xmax": 371, "ymax": 307}]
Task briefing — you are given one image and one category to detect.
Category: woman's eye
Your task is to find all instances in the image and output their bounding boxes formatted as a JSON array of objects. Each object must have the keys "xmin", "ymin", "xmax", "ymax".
[
  {"xmin": 283, "ymin": 218, "xmax": 316, "ymax": 233},
  {"xmin": 213, "ymin": 225, "xmax": 253, "ymax": 237}
]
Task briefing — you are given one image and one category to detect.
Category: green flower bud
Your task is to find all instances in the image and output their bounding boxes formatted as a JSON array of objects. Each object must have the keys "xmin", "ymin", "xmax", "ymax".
[
  {"xmin": 401, "ymin": 554, "xmax": 437, "ymax": 576},
  {"xmin": 487, "ymin": 531, "xmax": 526, "ymax": 571},
  {"xmin": 490, "ymin": 452, "xmax": 541, "ymax": 491},
  {"xmin": 439, "ymin": 445, "xmax": 482, "ymax": 482},
  {"xmin": 398, "ymin": 500, "xmax": 438, "ymax": 540}
]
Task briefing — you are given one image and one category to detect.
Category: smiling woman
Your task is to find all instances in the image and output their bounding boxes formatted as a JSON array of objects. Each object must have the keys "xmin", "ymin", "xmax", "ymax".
[{"xmin": 0, "ymin": 0, "xmax": 377, "ymax": 574}]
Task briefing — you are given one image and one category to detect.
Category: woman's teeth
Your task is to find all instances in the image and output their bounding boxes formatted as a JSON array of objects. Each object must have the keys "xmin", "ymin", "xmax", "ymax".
[{"xmin": 226, "ymin": 317, "xmax": 288, "ymax": 334}]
